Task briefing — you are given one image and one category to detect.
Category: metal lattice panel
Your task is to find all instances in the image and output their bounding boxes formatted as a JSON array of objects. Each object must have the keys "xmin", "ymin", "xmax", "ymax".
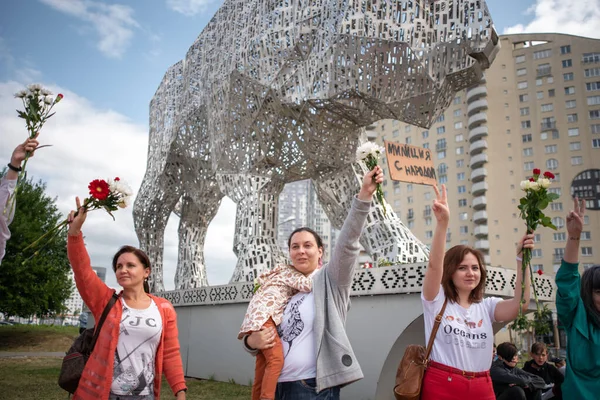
[{"xmin": 135, "ymin": 0, "xmax": 499, "ymax": 290}]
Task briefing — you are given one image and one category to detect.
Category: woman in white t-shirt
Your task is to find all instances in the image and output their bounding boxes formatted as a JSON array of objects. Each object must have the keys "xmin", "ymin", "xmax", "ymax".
[{"xmin": 420, "ymin": 185, "xmax": 534, "ymax": 400}]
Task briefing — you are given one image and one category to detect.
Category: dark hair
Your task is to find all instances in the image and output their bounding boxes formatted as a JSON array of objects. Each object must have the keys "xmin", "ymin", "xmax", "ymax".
[
  {"xmin": 497, "ymin": 342, "xmax": 518, "ymax": 362},
  {"xmin": 441, "ymin": 245, "xmax": 487, "ymax": 304},
  {"xmin": 112, "ymin": 246, "xmax": 151, "ymax": 293},
  {"xmin": 287, "ymin": 227, "xmax": 324, "ymax": 250},
  {"xmin": 581, "ymin": 265, "xmax": 600, "ymax": 328},
  {"xmin": 531, "ymin": 342, "xmax": 548, "ymax": 355}
]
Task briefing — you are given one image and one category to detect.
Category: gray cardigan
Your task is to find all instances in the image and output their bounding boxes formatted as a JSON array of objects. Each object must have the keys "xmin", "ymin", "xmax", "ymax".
[{"xmin": 245, "ymin": 195, "xmax": 369, "ymax": 392}]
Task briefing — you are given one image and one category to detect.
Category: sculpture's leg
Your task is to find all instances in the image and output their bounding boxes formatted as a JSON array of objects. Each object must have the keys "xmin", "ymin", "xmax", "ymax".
[
  {"xmin": 312, "ymin": 162, "xmax": 429, "ymax": 266},
  {"xmin": 174, "ymin": 191, "xmax": 223, "ymax": 289},
  {"xmin": 133, "ymin": 158, "xmax": 183, "ymax": 292},
  {"xmin": 216, "ymin": 174, "xmax": 287, "ymax": 283}
]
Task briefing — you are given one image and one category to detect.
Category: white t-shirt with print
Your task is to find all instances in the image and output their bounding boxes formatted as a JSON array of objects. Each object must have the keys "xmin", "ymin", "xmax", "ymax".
[
  {"xmin": 111, "ymin": 298, "xmax": 163, "ymax": 396},
  {"xmin": 422, "ymin": 286, "xmax": 502, "ymax": 372},
  {"xmin": 277, "ymin": 291, "xmax": 317, "ymax": 382}
]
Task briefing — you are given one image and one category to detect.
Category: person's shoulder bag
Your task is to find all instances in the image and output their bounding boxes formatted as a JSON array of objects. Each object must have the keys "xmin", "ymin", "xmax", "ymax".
[
  {"xmin": 58, "ymin": 292, "xmax": 118, "ymax": 394},
  {"xmin": 393, "ymin": 298, "xmax": 448, "ymax": 400}
]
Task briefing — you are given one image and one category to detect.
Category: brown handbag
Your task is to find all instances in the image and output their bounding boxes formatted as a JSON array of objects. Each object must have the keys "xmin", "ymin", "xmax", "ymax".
[
  {"xmin": 393, "ymin": 298, "xmax": 448, "ymax": 400},
  {"xmin": 58, "ymin": 293, "xmax": 118, "ymax": 394}
]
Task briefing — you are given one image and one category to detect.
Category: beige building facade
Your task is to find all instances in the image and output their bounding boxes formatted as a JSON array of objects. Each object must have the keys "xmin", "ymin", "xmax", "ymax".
[{"xmin": 373, "ymin": 33, "xmax": 600, "ymax": 278}]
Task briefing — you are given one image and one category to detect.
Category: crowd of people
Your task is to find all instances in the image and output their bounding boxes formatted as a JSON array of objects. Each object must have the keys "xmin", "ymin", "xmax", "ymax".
[{"xmin": 3, "ymin": 134, "xmax": 599, "ymax": 400}]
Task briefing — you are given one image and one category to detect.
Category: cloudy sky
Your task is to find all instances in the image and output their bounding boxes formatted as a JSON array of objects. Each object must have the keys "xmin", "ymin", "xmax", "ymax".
[{"xmin": 1, "ymin": 0, "xmax": 598, "ymax": 290}]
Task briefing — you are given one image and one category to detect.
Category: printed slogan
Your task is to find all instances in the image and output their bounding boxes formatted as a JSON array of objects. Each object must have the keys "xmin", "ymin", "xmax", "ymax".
[{"xmin": 384, "ymin": 140, "xmax": 437, "ymax": 186}]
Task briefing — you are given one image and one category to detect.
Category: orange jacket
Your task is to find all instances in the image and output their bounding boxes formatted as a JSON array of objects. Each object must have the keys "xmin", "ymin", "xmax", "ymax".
[{"xmin": 68, "ymin": 233, "xmax": 187, "ymax": 399}]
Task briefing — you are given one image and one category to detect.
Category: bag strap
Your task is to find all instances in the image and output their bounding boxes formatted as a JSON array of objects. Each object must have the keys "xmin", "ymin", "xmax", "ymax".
[
  {"xmin": 89, "ymin": 292, "xmax": 118, "ymax": 351},
  {"xmin": 424, "ymin": 297, "xmax": 448, "ymax": 361}
]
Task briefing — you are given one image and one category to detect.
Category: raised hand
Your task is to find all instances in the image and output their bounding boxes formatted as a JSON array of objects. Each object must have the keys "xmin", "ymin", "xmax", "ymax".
[
  {"xmin": 432, "ymin": 184, "xmax": 449, "ymax": 223},
  {"xmin": 358, "ymin": 165, "xmax": 384, "ymax": 201},
  {"xmin": 11, "ymin": 134, "xmax": 40, "ymax": 166},
  {"xmin": 516, "ymin": 233, "xmax": 535, "ymax": 257},
  {"xmin": 67, "ymin": 197, "xmax": 88, "ymax": 236},
  {"xmin": 566, "ymin": 197, "xmax": 585, "ymax": 238}
]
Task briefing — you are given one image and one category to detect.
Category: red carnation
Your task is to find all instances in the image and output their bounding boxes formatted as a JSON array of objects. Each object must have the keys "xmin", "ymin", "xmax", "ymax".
[
  {"xmin": 537, "ymin": 269, "xmax": 543, "ymax": 276},
  {"xmin": 55, "ymin": 93, "xmax": 64, "ymax": 103},
  {"xmin": 533, "ymin": 168, "xmax": 541, "ymax": 175},
  {"xmin": 114, "ymin": 177, "xmax": 120, "ymax": 181},
  {"xmin": 88, "ymin": 179, "xmax": 110, "ymax": 200},
  {"xmin": 529, "ymin": 178, "xmax": 535, "ymax": 182},
  {"xmin": 543, "ymin": 171, "xmax": 555, "ymax": 179}
]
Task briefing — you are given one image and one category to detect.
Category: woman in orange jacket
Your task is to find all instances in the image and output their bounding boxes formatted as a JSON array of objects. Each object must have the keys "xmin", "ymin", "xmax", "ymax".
[{"xmin": 67, "ymin": 197, "xmax": 187, "ymax": 400}]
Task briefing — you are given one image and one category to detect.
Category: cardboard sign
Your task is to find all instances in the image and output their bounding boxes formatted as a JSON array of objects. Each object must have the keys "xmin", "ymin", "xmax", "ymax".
[{"xmin": 384, "ymin": 140, "xmax": 437, "ymax": 186}]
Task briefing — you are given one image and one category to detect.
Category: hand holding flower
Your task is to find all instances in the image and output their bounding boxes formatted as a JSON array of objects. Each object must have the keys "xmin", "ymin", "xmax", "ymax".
[
  {"xmin": 358, "ymin": 165, "xmax": 384, "ymax": 201},
  {"xmin": 356, "ymin": 142, "xmax": 386, "ymax": 214},
  {"xmin": 67, "ymin": 197, "xmax": 88, "ymax": 236}
]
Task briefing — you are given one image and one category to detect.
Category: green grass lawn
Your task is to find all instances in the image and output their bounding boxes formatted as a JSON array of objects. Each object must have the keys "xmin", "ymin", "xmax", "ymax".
[
  {"xmin": 0, "ymin": 357, "xmax": 251, "ymax": 400},
  {"xmin": 0, "ymin": 325, "xmax": 79, "ymax": 352}
]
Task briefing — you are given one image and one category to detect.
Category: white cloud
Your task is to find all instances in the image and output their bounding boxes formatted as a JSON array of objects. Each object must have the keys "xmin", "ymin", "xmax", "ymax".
[
  {"xmin": 1, "ymin": 80, "xmax": 237, "ymax": 290},
  {"xmin": 503, "ymin": 0, "xmax": 600, "ymax": 39},
  {"xmin": 166, "ymin": 0, "xmax": 215, "ymax": 16},
  {"xmin": 39, "ymin": 0, "xmax": 140, "ymax": 58}
]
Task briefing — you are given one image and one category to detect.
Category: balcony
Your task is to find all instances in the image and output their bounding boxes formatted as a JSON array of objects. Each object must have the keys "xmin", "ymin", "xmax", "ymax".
[
  {"xmin": 469, "ymin": 139, "xmax": 488, "ymax": 156},
  {"xmin": 467, "ymin": 99, "xmax": 489, "ymax": 116},
  {"xmin": 474, "ymin": 225, "xmax": 488, "ymax": 238},
  {"xmin": 541, "ymin": 121, "xmax": 556, "ymax": 131},
  {"xmin": 472, "ymin": 195, "xmax": 487, "ymax": 210},
  {"xmin": 469, "ymin": 126, "xmax": 489, "ymax": 142},
  {"xmin": 468, "ymin": 112, "xmax": 487, "ymax": 129},
  {"xmin": 470, "ymin": 167, "xmax": 488, "ymax": 183},
  {"xmin": 536, "ymin": 66, "xmax": 552, "ymax": 78},
  {"xmin": 407, "ymin": 211, "xmax": 414, "ymax": 220},
  {"xmin": 436, "ymin": 142, "xmax": 447, "ymax": 151},
  {"xmin": 473, "ymin": 210, "xmax": 488, "ymax": 224},
  {"xmin": 423, "ymin": 209, "xmax": 432, "ymax": 217},
  {"xmin": 475, "ymin": 240, "xmax": 490, "ymax": 250},
  {"xmin": 554, "ymin": 254, "xmax": 564, "ymax": 263},
  {"xmin": 469, "ymin": 153, "xmax": 488, "ymax": 168},
  {"xmin": 466, "ymin": 86, "xmax": 487, "ymax": 102},
  {"xmin": 472, "ymin": 181, "xmax": 489, "ymax": 196}
]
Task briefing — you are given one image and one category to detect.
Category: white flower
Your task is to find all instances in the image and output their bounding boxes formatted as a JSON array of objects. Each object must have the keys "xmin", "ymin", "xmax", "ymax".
[
  {"xmin": 28, "ymin": 83, "xmax": 42, "ymax": 92},
  {"xmin": 356, "ymin": 141, "xmax": 385, "ymax": 161},
  {"xmin": 539, "ymin": 178, "xmax": 551, "ymax": 189},
  {"xmin": 41, "ymin": 88, "xmax": 53, "ymax": 96},
  {"xmin": 44, "ymin": 96, "xmax": 53, "ymax": 105},
  {"xmin": 520, "ymin": 180, "xmax": 530, "ymax": 191},
  {"xmin": 529, "ymin": 181, "xmax": 540, "ymax": 191},
  {"xmin": 118, "ymin": 196, "xmax": 132, "ymax": 209},
  {"xmin": 14, "ymin": 90, "xmax": 27, "ymax": 98},
  {"xmin": 109, "ymin": 179, "xmax": 133, "ymax": 197}
]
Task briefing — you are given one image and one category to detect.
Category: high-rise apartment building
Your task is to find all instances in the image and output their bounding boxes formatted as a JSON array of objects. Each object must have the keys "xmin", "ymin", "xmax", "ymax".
[{"xmin": 373, "ymin": 33, "xmax": 600, "ymax": 275}]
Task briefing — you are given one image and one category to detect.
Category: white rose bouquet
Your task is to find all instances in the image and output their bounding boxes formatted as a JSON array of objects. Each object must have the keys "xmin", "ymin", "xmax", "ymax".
[{"xmin": 356, "ymin": 141, "xmax": 386, "ymax": 215}]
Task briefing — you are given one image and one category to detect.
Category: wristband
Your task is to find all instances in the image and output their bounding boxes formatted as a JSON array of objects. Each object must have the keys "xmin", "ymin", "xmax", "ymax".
[
  {"xmin": 7, "ymin": 163, "xmax": 22, "ymax": 172},
  {"xmin": 569, "ymin": 237, "xmax": 580, "ymax": 241},
  {"xmin": 244, "ymin": 334, "xmax": 256, "ymax": 350},
  {"xmin": 516, "ymin": 256, "xmax": 523, "ymax": 262}
]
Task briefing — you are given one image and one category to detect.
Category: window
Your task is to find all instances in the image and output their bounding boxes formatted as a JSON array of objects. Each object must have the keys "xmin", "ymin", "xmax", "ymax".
[
  {"xmin": 541, "ymin": 103, "xmax": 553, "ymax": 112},
  {"xmin": 460, "ymin": 226, "xmax": 468, "ymax": 235},
  {"xmin": 517, "ymin": 68, "xmax": 527, "ymax": 76},
  {"xmin": 588, "ymin": 95, "xmax": 600, "ymax": 106},
  {"xmin": 532, "ymin": 249, "xmax": 543, "ymax": 258},
  {"xmin": 567, "ymin": 113, "xmax": 578, "ymax": 123},
  {"xmin": 582, "ymin": 52, "xmax": 600, "ymax": 63},
  {"xmin": 570, "ymin": 141, "xmax": 581, "ymax": 151},
  {"xmin": 560, "ymin": 45, "xmax": 571, "ymax": 54},
  {"xmin": 455, "ymin": 134, "xmax": 464, "ymax": 142},
  {"xmin": 524, "ymin": 161, "xmax": 535, "ymax": 171},
  {"xmin": 439, "ymin": 175, "xmax": 448, "ymax": 184},
  {"xmin": 454, "ymin": 122, "xmax": 463, "ymax": 130},
  {"xmin": 551, "ymin": 202, "xmax": 563, "ymax": 211},
  {"xmin": 549, "ymin": 188, "xmax": 561, "ymax": 196},
  {"xmin": 545, "ymin": 145, "xmax": 557, "ymax": 153},
  {"xmin": 393, "ymin": 129, "xmax": 400, "ymax": 137},
  {"xmin": 520, "ymin": 107, "xmax": 530, "ymax": 116},
  {"xmin": 458, "ymin": 212, "xmax": 468, "ymax": 221},
  {"xmin": 536, "ymin": 78, "xmax": 543, "ymax": 86},
  {"xmin": 457, "ymin": 185, "xmax": 466, "ymax": 193},
  {"xmin": 585, "ymin": 67, "xmax": 600, "ymax": 78},
  {"xmin": 517, "ymin": 81, "xmax": 528, "ymax": 89},
  {"xmin": 582, "ymin": 231, "xmax": 591, "ymax": 240},
  {"xmin": 584, "ymin": 215, "xmax": 590, "ymax": 225},
  {"xmin": 523, "ymin": 147, "xmax": 533, "ymax": 156},
  {"xmin": 590, "ymin": 110, "xmax": 600, "ymax": 120},
  {"xmin": 541, "ymin": 132, "xmax": 548, "ymax": 140},
  {"xmin": 592, "ymin": 124, "xmax": 600, "ymax": 134},
  {"xmin": 405, "ymin": 137, "xmax": 412, "ymax": 144},
  {"xmin": 516, "ymin": 55, "xmax": 526, "ymax": 63},
  {"xmin": 408, "ymin": 221, "xmax": 414, "ymax": 229},
  {"xmin": 562, "ymin": 59, "xmax": 572, "ymax": 68},
  {"xmin": 534, "ymin": 49, "xmax": 552, "ymax": 59},
  {"xmin": 458, "ymin": 199, "xmax": 467, "ymax": 207},
  {"xmin": 437, "ymin": 113, "xmax": 445, "ymax": 122},
  {"xmin": 407, "ymin": 184, "xmax": 413, "ymax": 192},
  {"xmin": 563, "ymin": 72, "xmax": 574, "ymax": 81},
  {"xmin": 552, "ymin": 217, "xmax": 565, "ymax": 228},
  {"xmin": 565, "ymin": 86, "xmax": 575, "ymax": 95},
  {"xmin": 548, "ymin": 89, "xmax": 555, "ymax": 97},
  {"xmin": 456, "ymin": 159, "xmax": 464, "ymax": 168},
  {"xmin": 437, "ymin": 126, "xmax": 445, "ymax": 134},
  {"xmin": 521, "ymin": 120, "xmax": 531, "ymax": 129},
  {"xmin": 519, "ymin": 94, "xmax": 529, "ymax": 102},
  {"xmin": 422, "ymin": 130, "xmax": 429, "ymax": 139},
  {"xmin": 537, "ymin": 63, "xmax": 551, "ymax": 76},
  {"xmin": 522, "ymin": 134, "xmax": 532, "ymax": 143},
  {"xmin": 425, "ymin": 231, "xmax": 433, "ymax": 239},
  {"xmin": 405, "ymin": 125, "xmax": 411, "ymax": 133},
  {"xmin": 553, "ymin": 232, "xmax": 566, "ymax": 241},
  {"xmin": 566, "ymin": 100, "xmax": 576, "ymax": 109},
  {"xmin": 536, "ymin": 91, "xmax": 544, "ymax": 99},
  {"xmin": 568, "ymin": 128, "xmax": 579, "ymax": 136},
  {"xmin": 547, "ymin": 158, "xmax": 559, "ymax": 170},
  {"xmin": 453, "ymin": 96, "xmax": 461, "ymax": 105},
  {"xmin": 457, "ymin": 172, "xmax": 465, "ymax": 181},
  {"xmin": 453, "ymin": 109, "xmax": 461, "ymax": 117},
  {"xmin": 593, "ymin": 138, "xmax": 600, "ymax": 148},
  {"xmin": 582, "ymin": 247, "xmax": 593, "ymax": 256},
  {"xmin": 586, "ymin": 82, "xmax": 600, "ymax": 91},
  {"xmin": 571, "ymin": 156, "xmax": 583, "ymax": 165},
  {"xmin": 425, "ymin": 217, "xmax": 432, "ymax": 226}
]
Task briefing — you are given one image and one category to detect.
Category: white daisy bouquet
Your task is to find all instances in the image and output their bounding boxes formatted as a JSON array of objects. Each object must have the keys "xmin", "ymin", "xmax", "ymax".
[{"xmin": 356, "ymin": 141, "xmax": 386, "ymax": 215}]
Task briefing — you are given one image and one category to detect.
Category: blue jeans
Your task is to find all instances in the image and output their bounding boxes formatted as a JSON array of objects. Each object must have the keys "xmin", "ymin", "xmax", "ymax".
[{"xmin": 276, "ymin": 378, "xmax": 340, "ymax": 400}]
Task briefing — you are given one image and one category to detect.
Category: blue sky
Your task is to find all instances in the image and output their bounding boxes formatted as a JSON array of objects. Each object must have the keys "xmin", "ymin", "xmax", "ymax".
[{"xmin": 1, "ymin": 0, "xmax": 598, "ymax": 290}]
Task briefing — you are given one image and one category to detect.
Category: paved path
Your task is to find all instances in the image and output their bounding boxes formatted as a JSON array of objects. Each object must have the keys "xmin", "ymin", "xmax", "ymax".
[{"xmin": 0, "ymin": 351, "xmax": 64, "ymax": 358}]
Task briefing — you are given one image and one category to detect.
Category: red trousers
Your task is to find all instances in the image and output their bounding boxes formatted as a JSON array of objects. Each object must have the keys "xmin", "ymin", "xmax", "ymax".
[
  {"xmin": 420, "ymin": 361, "xmax": 495, "ymax": 400},
  {"xmin": 252, "ymin": 319, "xmax": 284, "ymax": 400}
]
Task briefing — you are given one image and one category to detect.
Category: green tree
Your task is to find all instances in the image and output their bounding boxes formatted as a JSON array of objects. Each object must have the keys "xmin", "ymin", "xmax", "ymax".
[{"xmin": 0, "ymin": 170, "xmax": 72, "ymax": 318}]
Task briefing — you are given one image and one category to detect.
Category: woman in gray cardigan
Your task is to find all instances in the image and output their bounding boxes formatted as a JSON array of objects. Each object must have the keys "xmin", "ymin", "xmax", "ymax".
[{"xmin": 243, "ymin": 166, "xmax": 383, "ymax": 400}]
